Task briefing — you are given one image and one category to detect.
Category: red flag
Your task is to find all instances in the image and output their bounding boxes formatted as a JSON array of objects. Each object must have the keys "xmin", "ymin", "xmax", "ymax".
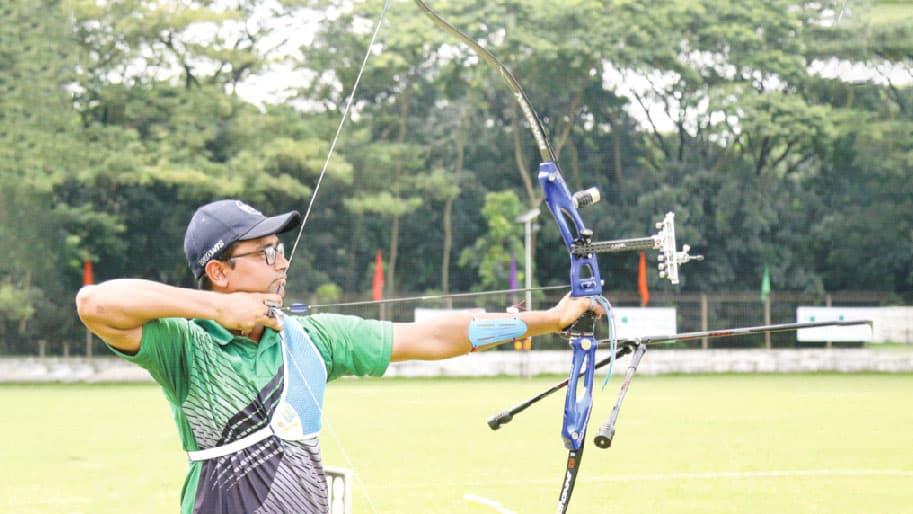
[
  {"xmin": 637, "ymin": 252, "xmax": 649, "ymax": 306},
  {"xmin": 372, "ymin": 251, "xmax": 384, "ymax": 301},
  {"xmin": 82, "ymin": 259, "xmax": 95, "ymax": 286}
]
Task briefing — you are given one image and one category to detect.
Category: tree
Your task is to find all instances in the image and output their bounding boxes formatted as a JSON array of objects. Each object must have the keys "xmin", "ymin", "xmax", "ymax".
[
  {"xmin": 459, "ymin": 190, "xmax": 525, "ymax": 291},
  {"xmin": 0, "ymin": 0, "xmax": 89, "ymax": 349}
]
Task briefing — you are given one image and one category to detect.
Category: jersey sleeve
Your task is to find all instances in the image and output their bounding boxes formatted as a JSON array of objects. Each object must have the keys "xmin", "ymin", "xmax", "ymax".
[
  {"xmin": 105, "ymin": 317, "xmax": 192, "ymax": 404},
  {"xmin": 297, "ymin": 314, "xmax": 393, "ymax": 381}
]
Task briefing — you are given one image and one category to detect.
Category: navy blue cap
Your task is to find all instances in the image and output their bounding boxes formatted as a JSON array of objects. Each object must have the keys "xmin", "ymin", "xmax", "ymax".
[{"xmin": 184, "ymin": 199, "xmax": 302, "ymax": 280}]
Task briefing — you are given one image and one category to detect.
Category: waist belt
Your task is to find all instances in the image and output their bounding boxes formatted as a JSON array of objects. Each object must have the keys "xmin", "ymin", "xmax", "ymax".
[{"xmin": 187, "ymin": 426, "xmax": 275, "ymax": 461}]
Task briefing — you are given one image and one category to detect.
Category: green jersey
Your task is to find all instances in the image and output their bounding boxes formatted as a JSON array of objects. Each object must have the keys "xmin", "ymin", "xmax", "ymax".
[{"xmin": 108, "ymin": 314, "xmax": 392, "ymax": 513}]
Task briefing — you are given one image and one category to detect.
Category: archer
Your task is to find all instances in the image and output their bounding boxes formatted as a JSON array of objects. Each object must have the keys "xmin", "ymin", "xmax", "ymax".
[{"xmin": 75, "ymin": 198, "xmax": 602, "ymax": 514}]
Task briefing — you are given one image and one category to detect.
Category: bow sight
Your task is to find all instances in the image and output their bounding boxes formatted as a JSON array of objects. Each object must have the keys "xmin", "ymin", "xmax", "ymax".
[{"xmin": 568, "ymin": 209, "xmax": 705, "ymax": 285}]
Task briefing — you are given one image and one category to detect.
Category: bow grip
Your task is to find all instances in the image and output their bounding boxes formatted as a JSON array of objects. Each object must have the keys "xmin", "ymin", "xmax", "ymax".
[
  {"xmin": 561, "ymin": 335, "xmax": 598, "ymax": 451},
  {"xmin": 538, "ymin": 162, "xmax": 603, "ymax": 298},
  {"xmin": 562, "ymin": 310, "xmax": 598, "ymax": 337}
]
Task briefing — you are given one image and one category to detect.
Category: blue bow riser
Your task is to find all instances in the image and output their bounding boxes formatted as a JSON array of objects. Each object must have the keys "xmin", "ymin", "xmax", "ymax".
[
  {"xmin": 561, "ymin": 335, "xmax": 598, "ymax": 451},
  {"xmin": 537, "ymin": 162, "xmax": 603, "ymax": 298}
]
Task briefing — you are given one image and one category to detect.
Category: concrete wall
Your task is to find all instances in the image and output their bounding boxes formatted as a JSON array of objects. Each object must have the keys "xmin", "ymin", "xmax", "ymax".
[
  {"xmin": 385, "ymin": 348, "xmax": 913, "ymax": 376},
  {"xmin": 3, "ymin": 348, "xmax": 912, "ymax": 383}
]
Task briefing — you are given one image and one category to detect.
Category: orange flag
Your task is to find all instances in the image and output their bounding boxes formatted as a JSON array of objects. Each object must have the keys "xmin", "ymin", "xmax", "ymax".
[
  {"xmin": 372, "ymin": 251, "xmax": 384, "ymax": 301},
  {"xmin": 82, "ymin": 259, "xmax": 95, "ymax": 286},
  {"xmin": 637, "ymin": 252, "xmax": 649, "ymax": 306}
]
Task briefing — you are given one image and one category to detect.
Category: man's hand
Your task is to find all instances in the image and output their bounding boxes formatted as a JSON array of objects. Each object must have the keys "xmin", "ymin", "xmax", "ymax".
[
  {"xmin": 550, "ymin": 294, "xmax": 605, "ymax": 333},
  {"xmin": 219, "ymin": 292, "xmax": 285, "ymax": 336}
]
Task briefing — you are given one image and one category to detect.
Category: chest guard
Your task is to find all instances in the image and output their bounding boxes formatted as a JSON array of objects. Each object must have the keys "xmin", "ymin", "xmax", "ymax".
[{"xmin": 270, "ymin": 318, "xmax": 328, "ymax": 440}]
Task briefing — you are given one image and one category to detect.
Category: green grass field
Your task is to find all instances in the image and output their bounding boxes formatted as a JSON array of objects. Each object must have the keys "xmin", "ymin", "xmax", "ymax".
[{"xmin": 4, "ymin": 375, "xmax": 912, "ymax": 514}]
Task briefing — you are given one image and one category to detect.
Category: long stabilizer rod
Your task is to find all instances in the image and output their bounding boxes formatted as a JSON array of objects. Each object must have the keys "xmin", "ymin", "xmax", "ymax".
[
  {"xmin": 488, "ymin": 319, "xmax": 873, "ymax": 430},
  {"xmin": 597, "ymin": 319, "xmax": 873, "ymax": 348}
]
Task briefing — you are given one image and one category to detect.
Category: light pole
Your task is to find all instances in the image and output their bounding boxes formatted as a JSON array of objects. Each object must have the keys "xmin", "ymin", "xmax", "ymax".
[
  {"xmin": 514, "ymin": 208, "xmax": 541, "ymax": 311},
  {"xmin": 514, "ymin": 208, "xmax": 540, "ymax": 378}
]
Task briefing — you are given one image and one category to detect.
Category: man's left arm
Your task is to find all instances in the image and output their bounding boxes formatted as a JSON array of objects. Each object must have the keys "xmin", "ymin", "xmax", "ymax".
[{"xmin": 391, "ymin": 294, "xmax": 599, "ymax": 362}]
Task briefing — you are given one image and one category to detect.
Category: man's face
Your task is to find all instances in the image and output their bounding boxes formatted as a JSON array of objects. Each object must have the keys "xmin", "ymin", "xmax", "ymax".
[{"xmin": 217, "ymin": 235, "xmax": 288, "ymax": 295}]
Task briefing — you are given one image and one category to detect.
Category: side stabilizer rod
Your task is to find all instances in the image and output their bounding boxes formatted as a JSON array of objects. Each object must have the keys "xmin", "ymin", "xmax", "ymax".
[
  {"xmin": 593, "ymin": 343, "xmax": 647, "ymax": 448},
  {"xmin": 487, "ymin": 344, "xmax": 635, "ymax": 430}
]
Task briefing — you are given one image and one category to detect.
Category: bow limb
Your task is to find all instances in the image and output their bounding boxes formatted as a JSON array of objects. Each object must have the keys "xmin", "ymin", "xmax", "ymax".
[{"xmin": 411, "ymin": 0, "xmax": 557, "ymax": 164}]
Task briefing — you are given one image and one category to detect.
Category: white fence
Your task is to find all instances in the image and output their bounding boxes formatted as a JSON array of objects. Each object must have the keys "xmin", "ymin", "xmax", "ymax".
[{"xmin": 3, "ymin": 348, "xmax": 912, "ymax": 383}]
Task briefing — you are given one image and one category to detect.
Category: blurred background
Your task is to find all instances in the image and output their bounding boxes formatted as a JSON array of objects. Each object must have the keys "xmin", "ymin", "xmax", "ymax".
[{"xmin": 1, "ymin": 0, "xmax": 911, "ymax": 356}]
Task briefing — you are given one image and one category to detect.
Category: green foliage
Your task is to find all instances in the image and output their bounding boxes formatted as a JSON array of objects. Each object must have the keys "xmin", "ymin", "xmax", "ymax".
[
  {"xmin": 0, "ymin": 0, "xmax": 87, "ymax": 340},
  {"xmin": 0, "ymin": 284, "xmax": 35, "ymax": 323},
  {"xmin": 314, "ymin": 282, "xmax": 342, "ymax": 304},
  {"xmin": 459, "ymin": 190, "xmax": 525, "ymax": 291},
  {"xmin": 810, "ymin": 115, "xmax": 913, "ymax": 291}
]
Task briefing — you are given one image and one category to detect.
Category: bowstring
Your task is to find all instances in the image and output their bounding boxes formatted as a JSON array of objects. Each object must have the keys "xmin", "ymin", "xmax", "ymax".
[
  {"xmin": 835, "ymin": 0, "xmax": 850, "ymax": 24},
  {"xmin": 286, "ymin": 0, "xmax": 394, "ymax": 269},
  {"xmin": 279, "ymin": 322, "xmax": 380, "ymax": 514},
  {"xmin": 280, "ymin": 2, "xmax": 392, "ymax": 512}
]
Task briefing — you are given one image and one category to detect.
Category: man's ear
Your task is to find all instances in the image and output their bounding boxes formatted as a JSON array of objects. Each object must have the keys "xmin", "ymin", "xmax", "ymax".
[{"xmin": 204, "ymin": 260, "xmax": 230, "ymax": 289}]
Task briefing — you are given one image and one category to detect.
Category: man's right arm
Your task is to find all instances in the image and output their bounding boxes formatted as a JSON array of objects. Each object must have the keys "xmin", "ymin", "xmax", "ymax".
[{"xmin": 75, "ymin": 279, "xmax": 282, "ymax": 353}]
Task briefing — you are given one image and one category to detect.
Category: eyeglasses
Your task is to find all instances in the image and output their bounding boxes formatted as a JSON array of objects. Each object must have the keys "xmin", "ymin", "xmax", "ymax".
[{"xmin": 225, "ymin": 242, "xmax": 285, "ymax": 266}]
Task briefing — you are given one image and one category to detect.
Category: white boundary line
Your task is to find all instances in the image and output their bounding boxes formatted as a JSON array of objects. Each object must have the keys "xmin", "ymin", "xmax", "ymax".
[{"xmin": 464, "ymin": 493, "xmax": 517, "ymax": 513}]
